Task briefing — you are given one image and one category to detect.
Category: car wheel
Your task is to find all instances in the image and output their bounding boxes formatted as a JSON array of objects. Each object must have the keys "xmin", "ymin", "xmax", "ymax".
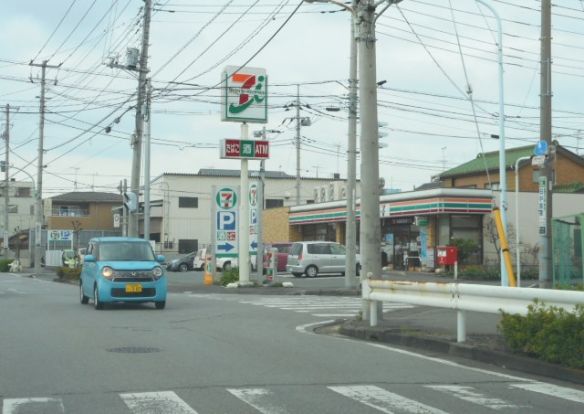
[
  {"xmin": 223, "ymin": 262, "xmax": 232, "ymax": 272},
  {"xmin": 292, "ymin": 272, "xmax": 302, "ymax": 278},
  {"xmin": 80, "ymin": 282, "xmax": 89, "ymax": 304},
  {"xmin": 155, "ymin": 301, "xmax": 166, "ymax": 310},
  {"xmin": 93, "ymin": 284, "xmax": 104, "ymax": 310},
  {"xmin": 179, "ymin": 263, "xmax": 188, "ymax": 272},
  {"xmin": 305, "ymin": 265, "xmax": 318, "ymax": 278}
]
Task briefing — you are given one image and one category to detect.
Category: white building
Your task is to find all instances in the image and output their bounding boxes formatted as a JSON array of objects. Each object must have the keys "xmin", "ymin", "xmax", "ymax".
[
  {"xmin": 147, "ymin": 169, "xmax": 356, "ymax": 255},
  {"xmin": 0, "ymin": 179, "xmax": 35, "ymax": 241}
]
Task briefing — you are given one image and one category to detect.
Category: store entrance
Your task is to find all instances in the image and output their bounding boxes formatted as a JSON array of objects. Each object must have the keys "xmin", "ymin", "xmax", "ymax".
[{"xmin": 382, "ymin": 217, "xmax": 420, "ymax": 271}]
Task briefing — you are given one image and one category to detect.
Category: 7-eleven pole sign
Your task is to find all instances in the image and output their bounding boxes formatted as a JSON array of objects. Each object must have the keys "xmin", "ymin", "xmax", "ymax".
[{"xmin": 221, "ymin": 66, "xmax": 268, "ymax": 123}]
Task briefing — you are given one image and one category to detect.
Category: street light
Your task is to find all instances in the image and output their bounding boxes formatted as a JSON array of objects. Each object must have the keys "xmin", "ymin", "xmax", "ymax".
[
  {"xmin": 474, "ymin": 0, "xmax": 509, "ymax": 286},
  {"xmin": 514, "ymin": 156, "xmax": 531, "ymax": 287}
]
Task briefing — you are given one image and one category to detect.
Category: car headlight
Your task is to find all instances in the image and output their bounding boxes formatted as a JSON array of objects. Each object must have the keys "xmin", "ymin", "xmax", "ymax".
[
  {"xmin": 102, "ymin": 266, "xmax": 114, "ymax": 279},
  {"xmin": 152, "ymin": 266, "xmax": 163, "ymax": 279}
]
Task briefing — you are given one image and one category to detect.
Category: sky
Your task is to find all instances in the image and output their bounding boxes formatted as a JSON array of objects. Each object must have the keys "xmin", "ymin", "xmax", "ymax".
[{"xmin": 1, "ymin": 0, "xmax": 583, "ymax": 199}]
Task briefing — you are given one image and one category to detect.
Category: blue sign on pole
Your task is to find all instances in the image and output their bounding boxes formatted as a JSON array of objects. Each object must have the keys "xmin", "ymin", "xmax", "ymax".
[
  {"xmin": 217, "ymin": 211, "xmax": 236, "ymax": 230},
  {"xmin": 534, "ymin": 140, "xmax": 548, "ymax": 156}
]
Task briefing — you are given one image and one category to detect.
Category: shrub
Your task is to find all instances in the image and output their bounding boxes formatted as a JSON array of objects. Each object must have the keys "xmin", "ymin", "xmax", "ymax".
[
  {"xmin": 499, "ymin": 301, "xmax": 584, "ymax": 369},
  {"xmin": 220, "ymin": 267, "xmax": 240, "ymax": 286},
  {"xmin": 0, "ymin": 259, "xmax": 13, "ymax": 272},
  {"xmin": 56, "ymin": 266, "xmax": 81, "ymax": 281},
  {"xmin": 450, "ymin": 238, "xmax": 479, "ymax": 264}
]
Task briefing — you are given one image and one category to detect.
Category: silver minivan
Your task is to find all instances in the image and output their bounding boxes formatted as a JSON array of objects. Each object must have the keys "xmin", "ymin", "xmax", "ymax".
[{"xmin": 286, "ymin": 241, "xmax": 360, "ymax": 278}]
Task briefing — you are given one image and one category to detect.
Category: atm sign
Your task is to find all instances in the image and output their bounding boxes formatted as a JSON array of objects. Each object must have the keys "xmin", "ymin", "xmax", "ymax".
[{"xmin": 220, "ymin": 139, "xmax": 269, "ymax": 160}]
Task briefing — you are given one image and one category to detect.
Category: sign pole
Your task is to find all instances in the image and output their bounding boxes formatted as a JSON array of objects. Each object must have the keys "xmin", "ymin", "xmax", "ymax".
[{"xmin": 239, "ymin": 122, "xmax": 250, "ymax": 283}]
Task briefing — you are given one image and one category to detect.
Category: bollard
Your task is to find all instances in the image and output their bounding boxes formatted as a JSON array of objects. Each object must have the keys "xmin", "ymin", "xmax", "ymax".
[
  {"xmin": 203, "ymin": 254, "xmax": 214, "ymax": 286},
  {"xmin": 369, "ymin": 300, "xmax": 378, "ymax": 327}
]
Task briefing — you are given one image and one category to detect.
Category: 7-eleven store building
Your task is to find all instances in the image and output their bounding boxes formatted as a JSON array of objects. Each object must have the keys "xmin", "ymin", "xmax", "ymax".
[{"xmin": 283, "ymin": 188, "xmax": 493, "ymax": 270}]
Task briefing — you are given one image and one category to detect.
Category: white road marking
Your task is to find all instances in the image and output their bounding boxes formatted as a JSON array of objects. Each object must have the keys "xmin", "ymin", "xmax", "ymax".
[
  {"xmin": 2, "ymin": 397, "xmax": 65, "ymax": 414},
  {"xmin": 120, "ymin": 391, "xmax": 198, "ymax": 414},
  {"xmin": 509, "ymin": 382, "xmax": 584, "ymax": 404},
  {"xmin": 328, "ymin": 385, "xmax": 448, "ymax": 414},
  {"xmin": 312, "ymin": 313, "xmax": 359, "ymax": 317},
  {"xmin": 426, "ymin": 385, "xmax": 524, "ymax": 410},
  {"xmin": 227, "ymin": 388, "xmax": 290, "ymax": 414}
]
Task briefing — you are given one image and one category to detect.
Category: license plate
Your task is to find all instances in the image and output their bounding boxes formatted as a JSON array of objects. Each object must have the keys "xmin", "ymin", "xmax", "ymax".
[{"xmin": 125, "ymin": 284, "xmax": 142, "ymax": 293}]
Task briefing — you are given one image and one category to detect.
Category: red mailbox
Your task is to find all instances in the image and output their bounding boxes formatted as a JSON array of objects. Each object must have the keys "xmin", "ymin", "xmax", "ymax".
[{"xmin": 437, "ymin": 246, "xmax": 458, "ymax": 266}]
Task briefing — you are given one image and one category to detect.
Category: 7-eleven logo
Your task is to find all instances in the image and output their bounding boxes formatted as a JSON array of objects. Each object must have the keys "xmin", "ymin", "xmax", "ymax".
[
  {"xmin": 228, "ymin": 72, "xmax": 266, "ymax": 114},
  {"xmin": 216, "ymin": 188, "xmax": 237, "ymax": 209}
]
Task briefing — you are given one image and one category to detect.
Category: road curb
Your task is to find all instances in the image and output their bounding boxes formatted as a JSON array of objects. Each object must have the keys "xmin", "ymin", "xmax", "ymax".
[{"xmin": 339, "ymin": 322, "xmax": 584, "ymax": 385}]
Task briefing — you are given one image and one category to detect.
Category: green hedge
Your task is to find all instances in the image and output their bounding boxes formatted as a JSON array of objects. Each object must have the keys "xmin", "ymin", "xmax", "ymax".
[
  {"xmin": 0, "ymin": 259, "xmax": 13, "ymax": 272},
  {"xmin": 56, "ymin": 266, "xmax": 81, "ymax": 281},
  {"xmin": 219, "ymin": 267, "xmax": 240, "ymax": 286},
  {"xmin": 499, "ymin": 301, "xmax": 584, "ymax": 369}
]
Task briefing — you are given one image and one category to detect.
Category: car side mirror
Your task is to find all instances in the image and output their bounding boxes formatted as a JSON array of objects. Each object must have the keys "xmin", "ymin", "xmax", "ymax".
[
  {"xmin": 157, "ymin": 255, "xmax": 165, "ymax": 263},
  {"xmin": 84, "ymin": 254, "xmax": 96, "ymax": 263}
]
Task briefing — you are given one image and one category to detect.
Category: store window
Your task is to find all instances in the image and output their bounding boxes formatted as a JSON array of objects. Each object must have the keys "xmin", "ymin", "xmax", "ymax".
[{"xmin": 265, "ymin": 199, "xmax": 284, "ymax": 209}]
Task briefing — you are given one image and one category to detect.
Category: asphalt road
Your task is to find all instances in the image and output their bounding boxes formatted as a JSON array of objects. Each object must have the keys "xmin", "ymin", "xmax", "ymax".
[
  {"xmin": 165, "ymin": 269, "xmax": 361, "ymax": 292},
  {"xmin": 1, "ymin": 273, "xmax": 583, "ymax": 414}
]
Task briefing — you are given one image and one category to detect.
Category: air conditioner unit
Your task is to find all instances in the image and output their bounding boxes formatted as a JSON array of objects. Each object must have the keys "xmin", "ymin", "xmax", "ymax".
[{"xmin": 332, "ymin": 182, "xmax": 347, "ymax": 200}]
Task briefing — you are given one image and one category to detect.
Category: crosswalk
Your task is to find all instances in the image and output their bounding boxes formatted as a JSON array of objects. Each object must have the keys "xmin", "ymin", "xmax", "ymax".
[
  {"xmin": 189, "ymin": 294, "xmax": 414, "ymax": 318},
  {"xmin": 2, "ymin": 381, "xmax": 583, "ymax": 413}
]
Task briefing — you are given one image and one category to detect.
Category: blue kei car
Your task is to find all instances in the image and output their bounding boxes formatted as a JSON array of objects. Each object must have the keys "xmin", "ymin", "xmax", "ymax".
[{"xmin": 79, "ymin": 237, "xmax": 167, "ymax": 310}]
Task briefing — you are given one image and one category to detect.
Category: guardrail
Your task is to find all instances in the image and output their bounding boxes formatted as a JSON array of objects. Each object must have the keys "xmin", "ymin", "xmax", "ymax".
[{"xmin": 362, "ymin": 279, "xmax": 583, "ymax": 342}]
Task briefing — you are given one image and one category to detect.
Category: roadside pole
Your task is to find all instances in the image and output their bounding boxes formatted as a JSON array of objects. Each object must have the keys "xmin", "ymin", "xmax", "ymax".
[{"xmin": 239, "ymin": 123, "xmax": 250, "ymax": 284}]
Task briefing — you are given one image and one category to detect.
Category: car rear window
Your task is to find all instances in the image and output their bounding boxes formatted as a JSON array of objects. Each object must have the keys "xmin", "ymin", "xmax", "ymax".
[
  {"xmin": 290, "ymin": 243, "xmax": 303, "ymax": 256},
  {"xmin": 307, "ymin": 243, "xmax": 332, "ymax": 254}
]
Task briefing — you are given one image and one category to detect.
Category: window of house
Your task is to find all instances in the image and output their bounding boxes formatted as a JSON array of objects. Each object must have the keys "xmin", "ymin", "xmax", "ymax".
[
  {"xmin": 15, "ymin": 187, "xmax": 31, "ymax": 197},
  {"xmin": 265, "ymin": 199, "xmax": 284, "ymax": 209},
  {"xmin": 8, "ymin": 205, "xmax": 17, "ymax": 213},
  {"xmin": 178, "ymin": 197, "xmax": 198, "ymax": 208},
  {"xmin": 484, "ymin": 182, "xmax": 500, "ymax": 190},
  {"xmin": 178, "ymin": 239, "xmax": 198, "ymax": 254}
]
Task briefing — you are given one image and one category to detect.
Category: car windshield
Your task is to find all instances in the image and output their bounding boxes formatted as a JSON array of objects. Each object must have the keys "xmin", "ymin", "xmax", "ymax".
[{"xmin": 97, "ymin": 242, "xmax": 155, "ymax": 261}]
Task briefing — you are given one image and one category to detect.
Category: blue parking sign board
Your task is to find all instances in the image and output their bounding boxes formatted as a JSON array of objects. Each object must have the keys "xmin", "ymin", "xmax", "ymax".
[{"xmin": 217, "ymin": 211, "xmax": 236, "ymax": 230}]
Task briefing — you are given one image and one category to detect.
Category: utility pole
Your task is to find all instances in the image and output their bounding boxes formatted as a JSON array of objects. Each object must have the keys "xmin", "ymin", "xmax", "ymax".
[
  {"xmin": 30, "ymin": 60, "xmax": 60, "ymax": 276},
  {"xmin": 3, "ymin": 104, "xmax": 9, "ymax": 257},
  {"xmin": 128, "ymin": 0, "xmax": 152, "ymax": 238},
  {"xmin": 539, "ymin": 0, "xmax": 553, "ymax": 288},
  {"xmin": 357, "ymin": 0, "xmax": 382, "ymax": 289},
  {"xmin": 295, "ymin": 84, "xmax": 301, "ymax": 205},
  {"xmin": 143, "ymin": 78, "xmax": 152, "ymax": 241},
  {"xmin": 345, "ymin": 0, "xmax": 358, "ymax": 288},
  {"xmin": 257, "ymin": 126, "xmax": 266, "ymax": 281}
]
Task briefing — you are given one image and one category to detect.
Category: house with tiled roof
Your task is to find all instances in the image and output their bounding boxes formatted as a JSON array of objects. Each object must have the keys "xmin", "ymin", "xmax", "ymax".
[
  {"xmin": 44, "ymin": 191, "xmax": 122, "ymax": 231},
  {"xmin": 436, "ymin": 144, "xmax": 584, "ymax": 192}
]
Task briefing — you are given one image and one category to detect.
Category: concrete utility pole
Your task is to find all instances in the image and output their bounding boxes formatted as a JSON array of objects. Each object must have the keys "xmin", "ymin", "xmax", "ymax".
[
  {"xmin": 539, "ymin": 0, "xmax": 553, "ymax": 288},
  {"xmin": 143, "ymin": 78, "xmax": 152, "ymax": 241},
  {"xmin": 30, "ymin": 60, "xmax": 60, "ymax": 275},
  {"xmin": 295, "ymin": 84, "xmax": 301, "ymax": 205},
  {"xmin": 257, "ymin": 126, "xmax": 266, "ymax": 281},
  {"xmin": 129, "ymin": 0, "xmax": 152, "ymax": 238},
  {"xmin": 3, "ymin": 104, "xmax": 9, "ymax": 257},
  {"xmin": 345, "ymin": 0, "xmax": 358, "ymax": 288}
]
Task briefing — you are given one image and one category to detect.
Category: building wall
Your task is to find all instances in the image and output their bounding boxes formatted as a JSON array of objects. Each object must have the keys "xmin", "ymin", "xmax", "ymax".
[
  {"xmin": 0, "ymin": 181, "xmax": 35, "ymax": 234},
  {"xmin": 151, "ymin": 175, "xmax": 351, "ymax": 251},
  {"xmin": 484, "ymin": 192, "xmax": 584, "ymax": 268},
  {"xmin": 262, "ymin": 207, "xmax": 292, "ymax": 243},
  {"xmin": 47, "ymin": 202, "xmax": 118, "ymax": 230}
]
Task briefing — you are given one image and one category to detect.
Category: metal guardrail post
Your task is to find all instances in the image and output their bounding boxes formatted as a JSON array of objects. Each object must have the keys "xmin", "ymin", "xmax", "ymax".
[
  {"xmin": 369, "ymin": 300, "xmax": 378, "ymax": 327},
  {"xmin": 457, "ymin": 310, "xmax": 466, "ymax": 343}
]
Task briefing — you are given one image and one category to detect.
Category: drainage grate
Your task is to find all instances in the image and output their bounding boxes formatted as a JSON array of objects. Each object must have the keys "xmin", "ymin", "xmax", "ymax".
[{"xmin": 107, "ymin": 346, "xmax": 161, "ymax": 354}]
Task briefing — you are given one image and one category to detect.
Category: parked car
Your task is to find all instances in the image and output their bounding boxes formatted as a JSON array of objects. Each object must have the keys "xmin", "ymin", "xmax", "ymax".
[
  {"xmin": 167, "ymin": 252, "xmax": 196, "ymax": 272},
  {"xmin": 193, "ymin": 247, "xmax": 256, "ymax": 272},
  {"xmin": 286, "ymin": 241, "xmax": 360, "ymax": 278},
  {"xmin": 79, "ymin": 237, "xmax": 167, "ymax": 310},
  {"xmin": 264, "ymin": 242, "xmax": 292, "ymax": 272}
]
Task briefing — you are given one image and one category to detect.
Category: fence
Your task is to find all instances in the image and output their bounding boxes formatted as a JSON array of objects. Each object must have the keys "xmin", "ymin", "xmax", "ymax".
[
  {"xmin": 552, "ymin": 214, "xmax": 583, "ymax": 286},
  {"xmin": 362, "ymin": 279, "xmax": 583, "ymax": 342}
]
